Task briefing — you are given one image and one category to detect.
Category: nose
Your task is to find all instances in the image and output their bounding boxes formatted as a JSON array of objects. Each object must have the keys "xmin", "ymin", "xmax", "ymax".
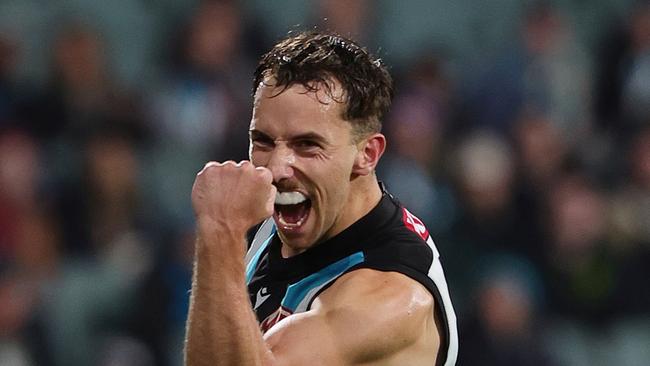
[{"xmin": 266, "ymin": 145, "xmax": 295, "ymax": 182}]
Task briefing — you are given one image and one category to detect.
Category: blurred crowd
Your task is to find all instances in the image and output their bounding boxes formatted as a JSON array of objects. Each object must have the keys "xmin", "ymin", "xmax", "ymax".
[{"xmin": 0, "ymin": 0, "xmax": 648, "ymax": 365}]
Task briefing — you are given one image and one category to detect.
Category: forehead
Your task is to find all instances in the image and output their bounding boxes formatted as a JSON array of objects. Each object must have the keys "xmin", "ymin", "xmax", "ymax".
[{"xmin": 251, "ymin": 79, "xmax": 352, "ymax": 139}]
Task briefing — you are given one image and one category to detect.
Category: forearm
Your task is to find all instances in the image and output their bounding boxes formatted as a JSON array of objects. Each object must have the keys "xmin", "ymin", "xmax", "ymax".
[{"xmin": 184, "ymin": 226, "xmax": 273, "ymax": 366}]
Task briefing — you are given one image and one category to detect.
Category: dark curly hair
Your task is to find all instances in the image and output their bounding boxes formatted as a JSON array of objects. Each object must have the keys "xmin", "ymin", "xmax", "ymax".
[{"xmin": 253, "ymin": 31, "xmax": 394, "ymax": 139}]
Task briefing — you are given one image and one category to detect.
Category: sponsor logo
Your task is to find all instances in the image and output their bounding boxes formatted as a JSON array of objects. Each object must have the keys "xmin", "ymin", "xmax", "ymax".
[
  {"xmin": 260, "ymin": 306, "xmax": 293, "ymax": 333},
  {"xmin": 402, "ymin": 207, "xmax": 429, "ymax": 241}
]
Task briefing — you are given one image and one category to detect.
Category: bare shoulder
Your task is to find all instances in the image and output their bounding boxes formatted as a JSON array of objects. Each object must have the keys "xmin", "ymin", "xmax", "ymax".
[
  {"xmin": 314, "ymin": 268, "xmax": 439, "ymax": 362},
  {"xmin": 315, "ymin": 268, "xmax": 434, "ymax": 326},
  {"xmin": 317, "ymin": 268, "xmax": 434, "ymax": 312}
]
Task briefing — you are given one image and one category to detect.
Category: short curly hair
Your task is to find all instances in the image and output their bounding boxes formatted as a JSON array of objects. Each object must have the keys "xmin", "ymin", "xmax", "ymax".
[{"xmin": 253, "ymin": 31, "xmax": 394, "ymax": 139}]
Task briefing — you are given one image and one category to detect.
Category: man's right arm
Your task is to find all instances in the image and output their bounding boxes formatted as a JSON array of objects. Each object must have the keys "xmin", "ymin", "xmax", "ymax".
[
  {"xmin": 185, "ymin": 160, "xmax": 277, "ymax": 366},
  {"xmin": 184, "ymin": 225, "xmax": 275, "ymax": 366}
]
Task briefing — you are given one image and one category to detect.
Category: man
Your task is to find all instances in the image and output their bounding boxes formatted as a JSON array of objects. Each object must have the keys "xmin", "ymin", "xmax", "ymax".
[{"xmin": 185, "ymin": 31, "xmax": 458, "ymax": 365}]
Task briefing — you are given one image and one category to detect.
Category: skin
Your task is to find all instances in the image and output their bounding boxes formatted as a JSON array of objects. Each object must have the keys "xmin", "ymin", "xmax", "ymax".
[{"xmin": 185, "ymin": 79, "xmax": 442, "ymax": 365}]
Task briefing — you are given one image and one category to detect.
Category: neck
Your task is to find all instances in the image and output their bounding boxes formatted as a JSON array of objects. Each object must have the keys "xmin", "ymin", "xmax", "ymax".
[
  {"xmin": 323, "ymin": 175, "xmax": 383, "ymax": 244},
  {"xmin": 348, "ymin": 175, "xmax": 383, "ymax": 218}
]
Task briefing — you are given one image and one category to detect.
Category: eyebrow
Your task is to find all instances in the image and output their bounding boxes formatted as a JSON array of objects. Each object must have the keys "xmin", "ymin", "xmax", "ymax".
[{"xmin": 249, "ymin": 129, "xmax": 329, "ymax": 144}]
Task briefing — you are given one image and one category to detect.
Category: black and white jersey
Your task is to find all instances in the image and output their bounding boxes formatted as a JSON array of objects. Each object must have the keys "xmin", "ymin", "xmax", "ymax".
[{"xmin": 245, "ymin": 190, "xmax": 458, "ymax": 366}]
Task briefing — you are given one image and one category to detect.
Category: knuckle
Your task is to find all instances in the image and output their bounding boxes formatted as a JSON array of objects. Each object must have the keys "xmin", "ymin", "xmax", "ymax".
[
  {"xmin": 220, "ymin": 161, "xmax": 239, "ymax": 173},
  {"xmin": 255, "ymin": 166, "xmax": 272, "ymax": 181},
  {"xmin": 198, "ymin": 161, "xmax": 217, "ymax": 174}
]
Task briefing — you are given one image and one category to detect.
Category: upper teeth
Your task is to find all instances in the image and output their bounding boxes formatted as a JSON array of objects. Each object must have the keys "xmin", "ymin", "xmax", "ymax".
[{"xmin": 275, "ymin": 191, "xmax": 307, "ymax": 205}]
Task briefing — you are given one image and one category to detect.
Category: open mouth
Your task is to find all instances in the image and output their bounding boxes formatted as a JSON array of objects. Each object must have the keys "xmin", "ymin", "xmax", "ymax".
[{"xmin": 274, "ymin": 191, "xmax": 312, "ymax": 230}]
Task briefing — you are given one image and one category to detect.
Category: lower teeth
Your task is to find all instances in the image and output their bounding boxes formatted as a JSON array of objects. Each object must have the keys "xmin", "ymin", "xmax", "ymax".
[{"xmin": 278, "ymin": 212, "xmax": 307, "ymax": 227}]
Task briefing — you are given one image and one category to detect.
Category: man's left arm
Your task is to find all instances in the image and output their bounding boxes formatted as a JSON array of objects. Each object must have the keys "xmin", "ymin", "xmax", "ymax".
[{"xmin": 263, "ymin": 268, "xmax": 441, "ymax": 365}]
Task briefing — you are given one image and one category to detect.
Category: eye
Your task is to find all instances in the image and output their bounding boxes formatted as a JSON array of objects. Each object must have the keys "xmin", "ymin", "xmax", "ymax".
[
  {"xmin": 293, "ymin": 140, "xmax": 321, "ymax": 150},
  {"xmin": 251, "ymin": 136, "xmax": 274, "ymax": 149}
]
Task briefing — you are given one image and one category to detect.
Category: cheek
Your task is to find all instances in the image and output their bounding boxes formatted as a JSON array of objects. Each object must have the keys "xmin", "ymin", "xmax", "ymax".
[
  {"xmin": 318, "ymin": 162, "xmax": 354, "ymax": 203},
  {"xmin": 296, "ymin": 149, "xmax": 357, "ymax": 194}
]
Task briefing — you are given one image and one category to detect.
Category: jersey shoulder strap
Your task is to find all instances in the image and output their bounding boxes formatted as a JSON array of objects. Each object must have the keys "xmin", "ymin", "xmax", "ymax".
[{"xmin": 245, "ymin": 219, "xmax": 276, "ymax": 284}]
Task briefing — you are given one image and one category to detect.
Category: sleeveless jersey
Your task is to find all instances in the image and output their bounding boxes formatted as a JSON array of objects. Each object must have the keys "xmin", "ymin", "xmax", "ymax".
[{"xmin": 245, "ymin": 190, "xmax": 459, "ymax": 366}]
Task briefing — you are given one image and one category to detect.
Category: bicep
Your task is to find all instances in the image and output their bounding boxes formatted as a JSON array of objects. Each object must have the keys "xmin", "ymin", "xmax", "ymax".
[
  {"xmin": 263, "ymin": 309, "xmax": 348, "ymax": 366},
  {"xmin": 265, "ymin": 308, "xmax": 389, "ymax": 365}
]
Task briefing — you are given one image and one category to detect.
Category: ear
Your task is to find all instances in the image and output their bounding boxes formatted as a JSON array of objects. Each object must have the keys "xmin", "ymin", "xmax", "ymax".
[{"xmin": 352, "ymin": 133, "xmax": 386, "ymax": 176}]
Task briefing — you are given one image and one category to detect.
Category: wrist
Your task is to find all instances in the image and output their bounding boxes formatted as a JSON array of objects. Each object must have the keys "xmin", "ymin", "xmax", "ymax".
[
  {"xmin": 196, "ymin": 215, "xmax": 248, "ymax": 238},
  {"xmin": 195, "ymin": 217, "xmax": 248, "ymax": 258}
]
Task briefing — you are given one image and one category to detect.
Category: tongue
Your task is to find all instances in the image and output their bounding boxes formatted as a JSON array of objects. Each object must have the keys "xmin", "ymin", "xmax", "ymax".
[{"xmin": 277, "ymin": 202, "xmax": 309, "ymax": 224}]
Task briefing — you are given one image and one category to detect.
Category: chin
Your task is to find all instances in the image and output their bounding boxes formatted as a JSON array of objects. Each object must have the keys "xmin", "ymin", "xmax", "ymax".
[{"xmin": 276, "ymin": 230, "xmax": 315, "ymax": 256}]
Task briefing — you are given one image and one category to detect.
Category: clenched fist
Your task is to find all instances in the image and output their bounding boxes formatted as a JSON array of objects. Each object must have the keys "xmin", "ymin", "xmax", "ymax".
[{"xmin": 192, "ymin": 160, "xmax": 276, "ymax": 234}]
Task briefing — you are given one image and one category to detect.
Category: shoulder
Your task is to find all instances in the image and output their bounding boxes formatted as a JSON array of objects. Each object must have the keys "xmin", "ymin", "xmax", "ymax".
[
  {"xmin": 362, "ymin": 207, "xmax": 439, "ymax": 284},
  {"xmin": 314, "ymin": 268, "xmax": 437, "ymax": 357},
  {"xmin": 370, "ymin": 198, "xmax": 434, "ymax": 252},
  {"xmin": 317, "ymin": 268, "xmax": 434, "ymax": 312}
]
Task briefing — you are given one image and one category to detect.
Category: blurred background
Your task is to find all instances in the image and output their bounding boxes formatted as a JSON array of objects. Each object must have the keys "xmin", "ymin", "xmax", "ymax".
[{"xmin": 0, "ymin": 0, "xmax": 648, "ymax": 365}]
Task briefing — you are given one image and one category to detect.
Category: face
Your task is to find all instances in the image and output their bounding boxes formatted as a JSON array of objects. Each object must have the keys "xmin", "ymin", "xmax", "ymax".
[{"xmin": 249, "ymin": 80, "xmax": 361, "ymax": 255}]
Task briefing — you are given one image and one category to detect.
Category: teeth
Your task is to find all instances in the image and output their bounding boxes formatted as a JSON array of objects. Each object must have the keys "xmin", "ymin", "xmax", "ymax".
[
  {"xmin": 277, "ymin": 211, "xmax": 308, "ymax": 228},
  {"xmin": 275, "ymin": 191, "xmax": 307, "ymax": 205}
]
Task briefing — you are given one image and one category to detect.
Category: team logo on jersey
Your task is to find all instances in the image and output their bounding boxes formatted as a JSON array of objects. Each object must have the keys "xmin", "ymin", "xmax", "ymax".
[
  {"xmin": 260, "ymin": 306, "xmax": 293, "ymax": 333},
  {"xmin": 402, "ymin": 207, "xmax": 429, "ymax": 241}
]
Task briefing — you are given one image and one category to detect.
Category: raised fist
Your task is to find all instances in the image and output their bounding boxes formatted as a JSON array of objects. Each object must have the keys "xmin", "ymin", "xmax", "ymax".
[{"xmin": 192, "ymin": 160, "xmax": 276, "ymax": 234}]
